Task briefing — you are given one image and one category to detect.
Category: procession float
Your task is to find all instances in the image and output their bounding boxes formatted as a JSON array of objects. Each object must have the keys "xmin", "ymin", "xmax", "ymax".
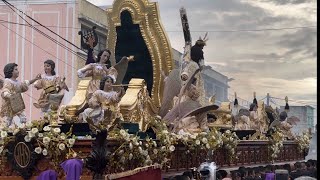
[{"xmin": 0, "ymin": 0, "xmax": 310, "ymax": 179}]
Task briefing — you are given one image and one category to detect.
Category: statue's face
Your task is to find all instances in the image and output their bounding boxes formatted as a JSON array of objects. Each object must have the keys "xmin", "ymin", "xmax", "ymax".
[
  {"xmin": 100, "ymin": 51, "xmax": 110, "ymax": 64},
  {"xmin": 104, "ymin": 78, "xmax": 113, "ymax": 91},
  {"xmin": 12, "ymin": 66, "xmax": 19, "ymax": 78},
  {"xmin": 44, "ymin": 63, "xmax": 52, "ymax": 75}
]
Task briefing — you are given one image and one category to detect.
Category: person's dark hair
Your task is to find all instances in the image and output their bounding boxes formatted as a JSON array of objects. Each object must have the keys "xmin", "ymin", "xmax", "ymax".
[
  {"xmin": 97, "ymin": 49, "xmax": 111, "ymax": 65},
  {"xmin": 4, "ymin": 63, "xmax": 18, "ymax": 78},
  {"xmin": 294, "ymin": 162, "xmax": 302, "ymax": 169},
  {"xmin": 216, "ymin": 171, "xmax": 222, "ymax": 179},
  {"xmin": 44, "ymin": 59, "xmax": 56, "ymax": 75},
  {"xmin": 217, "ymin": 170, "xmax": 228, "ymax": 178},
  {"xmin": 231, "ymin": 171, "xmax": 241, "ymax": 179},
  {"xmin": 173, "ymin": 175, "xmax": 189, "ymax": 180},
  {"xmin": 247, "ymin": 168, "xmax": 254, "ymax": 176},
  {"xmin": 182, "ymin": 170, "xmax": 193, "ymax": 179},
  {"xmin": 99, "ymin": 75, "xmax": 114, "ymax": 90},
  {"xmin": 279, "ymin": 111, "xmax": 288, "ymax": 121},
  {"xmin": 249, "ymin": 103, "xmax": 257, "ymax": 111},
  {"xmin": 283, "ymin": 164, "xmax": 291, "ymax": 173}
]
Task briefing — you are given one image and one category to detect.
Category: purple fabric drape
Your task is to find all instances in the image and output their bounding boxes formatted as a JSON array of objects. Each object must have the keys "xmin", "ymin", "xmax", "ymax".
[
  {"xmin": 60, "ymin": 158, "xmax": 83, "ymax": 180},
  {"xmin": 265, "ymin": 173, "xmax": 275, "ymax": 180},
  {"xmin": 36, "ymin": 169, "xmax": 57, "ymax": 180}
]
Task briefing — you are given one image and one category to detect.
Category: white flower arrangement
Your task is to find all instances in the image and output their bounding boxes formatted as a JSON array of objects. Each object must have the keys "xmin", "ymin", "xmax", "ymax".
[
  {"xmin": 0, "ymin": 121, "xmax": 77, "ymax": 167},
  {"xmin": 221, "ymin": 130, "xmax": 239, "ymax": 162},
  {"xmin": 269, "ymin": 127, "xmax": 285, "ymax": 161},
  {"xmin": 294, "ymin": 131, "xmax": 311, "ymax": 153}
]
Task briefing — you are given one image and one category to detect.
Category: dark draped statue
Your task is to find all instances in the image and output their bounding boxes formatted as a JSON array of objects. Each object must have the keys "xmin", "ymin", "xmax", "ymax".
[{"xmin": 115, "ymin": 10, "xmax": 153, "ymax": 96}]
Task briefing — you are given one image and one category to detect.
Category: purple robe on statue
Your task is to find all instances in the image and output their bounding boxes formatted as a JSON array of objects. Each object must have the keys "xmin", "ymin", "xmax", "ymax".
[
  {"xmin": 36, "ymin": 170, "xmax": 57, "ymax": 180},
  {"xmin": 60, "ymin": 158, "xmax": 83, "ymax": 180}
]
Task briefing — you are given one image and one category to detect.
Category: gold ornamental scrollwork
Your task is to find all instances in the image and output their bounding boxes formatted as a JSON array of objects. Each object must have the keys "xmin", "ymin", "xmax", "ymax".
[{"xmin": 106, "ymin": 0, "xmax": 174, "ymax": 108}]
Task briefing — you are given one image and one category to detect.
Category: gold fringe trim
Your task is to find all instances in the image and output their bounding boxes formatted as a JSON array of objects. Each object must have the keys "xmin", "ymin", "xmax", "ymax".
[{"xmin": 105, "ymin": 164, "xmax": 161, "ymax": 180}]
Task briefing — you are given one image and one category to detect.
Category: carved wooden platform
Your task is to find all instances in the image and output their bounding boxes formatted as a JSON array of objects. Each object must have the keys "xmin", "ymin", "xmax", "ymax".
[{"xmin": 0, "ymin": 140, "xmax": 306, "ymax": 179}]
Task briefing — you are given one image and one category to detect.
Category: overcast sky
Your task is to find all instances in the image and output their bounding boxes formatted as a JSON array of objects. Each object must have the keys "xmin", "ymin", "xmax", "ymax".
[{"xmin": 88, "ymin": 0, "xmax": 317, "ymax": 108}]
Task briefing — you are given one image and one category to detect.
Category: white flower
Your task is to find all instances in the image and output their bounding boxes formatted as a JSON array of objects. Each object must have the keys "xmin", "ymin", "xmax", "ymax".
[
  {"xmin": 153, "ymin": 141, "xmax": 157, "ymax": 147},
  {"xmin": 28, "ymin": 131, "xmax": 35, "ymax": 138},
  {"xmin": 43, "ymin": 126, "xmax": 50, "ymax": 132},
  {"xmin": 0, "ymin": 131, "xmax": 7, "ymax": 138},
  {"xmin": 145, "ymin": 143, "xmax": 149, "ymax": 148},
  {"xmin": 0, "ymin": 146, "xmax": 3, "ymax": 154},
  {"xmin": 143, "ymin": 150, "xmax": 148, "ymax": 156},
  {"xmin": 53, "ymin": 128, "xmax": 61, "ymax": 133},
  {"xmin": 42, "ymin": 148, "xmax": 48, "ymax": 156},
  {"xmin": 129, "ymin": 143, "xmax": 133, "ymax": 150},
  {"xmin": 153, "ymin": 149, "xmax": 158, "ymax": 154},
  {"xmin": 24, "ymin": 135, "xmax": 31, "ymax": 142},
  {"xmin": 139, "ymin": 141, "xmax": 142, "ymax": 145},
  {"xmin": 60, "ymin": 135, "xmax": 66, "ymax": 140},
  {"xmin": 58, "ymin": 143, "xmax": 66, "ymax": 150},
  {"xmin": 162, "ymin": 130, "xmax": 168, "ymax": 134},
  {"xmin": 119, "ymin": 129, "xmax": 126, "ymax": 137},
  {"xmin": 161, "ymin": 146, "xmax": 166, "ymax": 151},
  {"xmin": 200, "ymin": 132, "xmax": 207, "ymax": 135},
  {"xmin": 129, "ymin": 153, "xmax": 133, "ymax": 160},
  {"xmin": 68, "ymin": 139, "xmax": 75, "ymax": 145},
  {"xmin": 38, "ymin": 133, "xmax": 43, "ymax": 138},
  {"xmin": 13, "ymin": 129, "xmax": 20, "ymax": 135},
  {"xmin": 31, "ymin": 128, "xmax": 38, "ymax": 134},
  {"xmin": 118, "ymin": 150, "xmax": 124, "ymax": 155},
  {"xmin": 206, "ymin": 144, "xmax": 210, "ymax": 149},
  {"xmin": 43, "ymin": 137, "xmax": 51, "ymax": 144},
  {"xmin": 138, "ymin": 146, "xmax": 143, "ymax": 153},
  {"xmin": 169, "ymin": 145, "xmax": 175, "ymax": 152},
  {"xmin": 202, "ymin": 137, "xmax": 208, "ymax": 144},
  {"xmin": 195, "ymin": 140, "xmax": 200, "ymax": 145},
  {"xmin": 226, "ymin": 130, "xmax": 231, "ymax": 134},
  {"xmin": 35, "ymin": 147, "xmax": 42, "ymax": 154},
  {"xmin": 190, "ymin": 135, "xmax": 197, "ymax": 139},
  {"xmin": 120, "ymin": 156, "xmax": 126, "ymax": 163},
  {"xmin": 26, "ymin": 121, "xmax": 33, "ymax": 128}
]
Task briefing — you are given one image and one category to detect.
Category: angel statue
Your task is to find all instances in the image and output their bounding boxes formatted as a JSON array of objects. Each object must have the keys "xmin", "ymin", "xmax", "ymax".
[
  {"xmin": 77, "ymin": 34, "xmax": 134, "ymax": 101},
  {"xmin": 0, "ymin": 63, "xmax": 41, "ymax": 127},
  {"xmin": 33, "ymin": 60, "xmax": 69, "ymax": 114},
  {"xmin": 78, "ymin": 75, "xmax": 125, "ymax": 130}
]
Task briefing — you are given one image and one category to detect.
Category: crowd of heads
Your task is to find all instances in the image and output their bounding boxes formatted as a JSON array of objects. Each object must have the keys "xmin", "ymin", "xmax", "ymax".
[{"xmin": 163, "ymin": 159, "xmax": 317, "ymax": 180}]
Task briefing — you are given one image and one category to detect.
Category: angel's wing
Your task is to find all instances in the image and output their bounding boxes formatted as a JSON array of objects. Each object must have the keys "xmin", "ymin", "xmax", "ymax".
[
  {"xmin": 158, "ymin": 69, "xmax": 182, "ymax": 117},
  {"xmin": 113, "ymin": 57, "xmax": 129, "ymax": 85},
  {"xmin": 287, "ymin": 116, "xmax": 300, "ymax": 125}
]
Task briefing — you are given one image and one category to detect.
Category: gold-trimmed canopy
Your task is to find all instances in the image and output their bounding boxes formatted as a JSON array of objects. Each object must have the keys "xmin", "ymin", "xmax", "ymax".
[{"xmin": 106, "ymin": 0, "xmax": 174, "ymax": 108}]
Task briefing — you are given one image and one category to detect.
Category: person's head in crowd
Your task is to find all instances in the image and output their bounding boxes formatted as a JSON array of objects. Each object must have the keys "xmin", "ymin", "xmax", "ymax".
[
  {"xmin": 174, "ymin": 175, "xmax": 190, "ymax": 180},
  {"xmin": 301, "ymin": 162, "xmax": 307, "ymax": 170},
  {"xmin": 182, "ymin": 170, "xmax": 193, "ymax": 180},
  {"xmin": 283, "ymin": 164, "xmax": 291, "ymax": 173},
  {"xmin": 265, "ymin": 165, "xmax": 273, "ymax": 173},
  {"xmin": 247, "ymin": 168, "xmax": 255, "ymax": 177},
  {"xmin": 294, "ymin": 162, "xmax": 302, "ymax": 170},
  {"xmin": 231, "ymin": 171, "xmax": 241, "ymax": 180},
  {"xmin": 217, "ymin": 170, "xmax": 228, "ymax": 179},
  {"xmin": 253, "ymin": 167, "xmax": 262, "ymax": 178},
  {"xmin": 216, "ymin": 171, "xmax": 222, "ymax": 179}
]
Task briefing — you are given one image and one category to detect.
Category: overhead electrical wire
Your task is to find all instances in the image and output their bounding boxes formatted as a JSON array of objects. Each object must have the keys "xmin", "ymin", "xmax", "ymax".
[{"xmin": 1, "ymin": 0, "xmax": 86, "ymax": 61}]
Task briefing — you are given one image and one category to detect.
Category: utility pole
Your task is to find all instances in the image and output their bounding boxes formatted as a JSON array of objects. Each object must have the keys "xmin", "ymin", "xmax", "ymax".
[{"xmin": 266, "ymin": 93, "xmax": 270, "ymax": 106}]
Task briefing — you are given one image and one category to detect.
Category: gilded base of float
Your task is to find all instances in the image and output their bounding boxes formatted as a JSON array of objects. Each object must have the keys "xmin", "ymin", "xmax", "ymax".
[{"xmin": 0, "ymin": 139, "xmax": 307, "ymax": 179}]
